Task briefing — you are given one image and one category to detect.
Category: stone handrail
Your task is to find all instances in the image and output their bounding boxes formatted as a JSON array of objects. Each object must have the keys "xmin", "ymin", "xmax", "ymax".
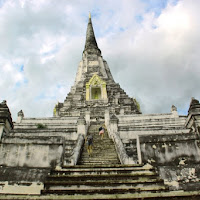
[
  {"xmin": 70, "ymin": 134, "xmax": 84, "ymax": 165},
  {"xmin": 112, "ymin": 131, "xmax": 135, "ymax": 165}
]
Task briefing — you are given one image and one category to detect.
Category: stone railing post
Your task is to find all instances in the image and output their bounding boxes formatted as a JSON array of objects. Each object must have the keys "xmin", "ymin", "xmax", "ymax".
[
  {"xmin": 104, "ymin": 109, "xmax": 110, "ymax": 137},
  {"xmin": 136, "ymin": 135, "xmax": 142, "ymax": 164},
  {"xmin": 16, "ymin": 110, "xmax": 24, "ymax": 123},
  {"xmin": 85, "ymin": 110, "xmax": 90, "ymax": 126},
  {"xmin": 171, "ymin": 105, "xmax": 178, "ymax": 117},
  {"xmin": 109, "ymin": 114, "xmax": 118, "ymax": 139},
  {"xmin": 77, "ymin": 115, "xmax": 87, "ymax": 136}
]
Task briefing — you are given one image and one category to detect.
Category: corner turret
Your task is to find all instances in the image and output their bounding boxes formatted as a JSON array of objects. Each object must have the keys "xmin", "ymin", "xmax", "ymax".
[
  {"xmin": 0, "ymin": 100, "xmax": 13, "ymax": 139},
  {"xmin": 185, "ymin": 97, "xmax": 200, "ymax": 133}
]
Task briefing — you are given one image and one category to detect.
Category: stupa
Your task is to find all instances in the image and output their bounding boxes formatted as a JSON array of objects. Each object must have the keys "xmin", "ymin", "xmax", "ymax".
[
  {"xmin": 0, "ymin": 14, "xmax": 200, "ymax": 199},
  {"xmin": 53, "ymin": 13, "xmax": 140, "ymax": 120}
]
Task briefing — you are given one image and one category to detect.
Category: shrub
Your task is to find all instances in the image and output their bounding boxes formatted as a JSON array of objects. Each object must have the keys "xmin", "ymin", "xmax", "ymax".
[{"xmin": 36, "ymin": 123, "xmax": 47, "ymax": 129}]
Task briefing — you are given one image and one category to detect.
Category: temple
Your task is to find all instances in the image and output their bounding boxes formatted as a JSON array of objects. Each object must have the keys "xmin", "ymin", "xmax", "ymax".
[{"xmin": 0, "ymin": 14, "xmax": 200, "ymax": 199}]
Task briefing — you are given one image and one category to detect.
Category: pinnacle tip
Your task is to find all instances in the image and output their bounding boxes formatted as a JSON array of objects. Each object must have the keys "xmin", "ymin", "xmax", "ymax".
[{"xmin": 89, "ymin": 12, "xmax": 91, "ymax": 19}]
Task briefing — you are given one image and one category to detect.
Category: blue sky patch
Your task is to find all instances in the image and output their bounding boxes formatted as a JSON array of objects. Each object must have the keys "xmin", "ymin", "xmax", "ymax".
[
  {"xmin": 0, "ymin": 0, "xmax": 6, "ymax": 8},
  {"xmin": 41, "ymin": 46, "xmax": 59, "ymax": 57},
  {"xmin": 141, "ymin": 0, "xmax": 178, "ymax": 17},
  {"xmin": 119, "ymin": 27, "xmax": 125, "ymax": 32},
  {"xmin": 135, "ymin": 15, "xmax": 144, "ymax": 23},
  {"xmin": 13, "ymin": 63, "xmax": 24, "ymax": 72},
  {"xmin": 20, "ymin": 65, "xmax": 24, "ymax": 72},
  {"xmin": 13, "ymin": 78, "xmax": 28, "ymax": 91},
  {"xmin": 35, "ymin": 93, "xmax": 56, "ymax": 101},
  {"xmin": 178, "ymin": 108, "xmax": 188, "ymax": 116}
]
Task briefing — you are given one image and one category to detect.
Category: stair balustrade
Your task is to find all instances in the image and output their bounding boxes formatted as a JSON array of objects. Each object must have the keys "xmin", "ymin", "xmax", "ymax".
[{"xmin": 70, "ymin": 134, "xmax": 84, "ymax": 165}]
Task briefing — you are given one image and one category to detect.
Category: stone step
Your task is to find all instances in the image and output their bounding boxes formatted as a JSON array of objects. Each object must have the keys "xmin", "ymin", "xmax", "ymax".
[
  {"xmin": 45, "ymin": 182, "xmax": 166, "ymax": 190},
  {"xmin": 79, "ymin": 155, "xmax": 118, "ymax": 158},
  {"xmin": 81, "ymin": 150, "xmax": 117, "ymax": 154},
  {"xmin": 80, "ymin": 151, "xmax": 117, "ymax": 155},
  {"xmin": 13, "ymin": 126, "xmax": 77, "ymax": 131},
  {"xmin": 41, "ymin": 185, "xmax": 168, "ymax": 195},
  {"xmin": 57, "ymin": 164, "xmax": 145, "ymax": 169},
  {"xmin": 78, "ymin": 161, "xmax": 122, "ymax": 165},
  {"xmin": 46, "ymin": 171, "xmax": 157, "ymax": 182},
  {"xmin": 62, "ymin": 164, "xmax": 144, "ymax": 168},
  {"xmin": 79, "ymin": 155, "xmax": 119, "ymax": 159},
  {"xmin": 82, "ymin": 145, "xmax": 116, "ymax": 148},
  {"xmin": 44, "ymin": 178, "xmax": 162, "ymax": 186},
  {"xmin": 75, "ymin": 161, "xmax": 120, "ymax": 166},
  {"xmin": 82, "ymin": 143, "xmax": 115, "ymax": 146},
  {"xmin": 81, "ymin": 149, "xmax": 117, "ymax": 153},
  {"xmin": 50, "ymin": 168, "xmax": 155, "ymax": 176}
]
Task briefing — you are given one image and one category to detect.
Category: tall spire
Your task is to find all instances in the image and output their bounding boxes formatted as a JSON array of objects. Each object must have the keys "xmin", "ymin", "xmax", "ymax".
[{"xmin": 84, "ymin": 13, "xmax": 101, "ymax": 55}]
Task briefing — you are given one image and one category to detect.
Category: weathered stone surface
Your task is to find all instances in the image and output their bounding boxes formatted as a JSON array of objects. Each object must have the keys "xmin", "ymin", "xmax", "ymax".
[
  {"xmin": 1, "ymin": 14, "xmax": 200, "ymax": 197},
  {"xmin": 0, "ymin": 100, "xmax": 13, "ymax": 129}
]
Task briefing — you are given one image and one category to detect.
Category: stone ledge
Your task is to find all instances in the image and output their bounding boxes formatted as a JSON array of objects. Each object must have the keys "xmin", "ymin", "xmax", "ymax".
[{"xmin": 0, "ymin": 190, "xmax": 199, "ymax": 199}]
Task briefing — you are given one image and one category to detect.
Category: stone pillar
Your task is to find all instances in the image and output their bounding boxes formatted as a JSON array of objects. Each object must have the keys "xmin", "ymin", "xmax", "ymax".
[
  {"xmin": 85, "ymin": 110, "xmax": 90, "ymax": 125},
  {"xmin": 109, "ymin": 114, "xmax": 118, "ymax": 138},
  {"xmin": 136, "ymin": 135, "xmax": 142, "ymax": 164},
  {"xmin": 104, "ymin": 109, "xmax": 110, "ymax": 127},
  {"xmin": 171, "ymin": 105, "xmax": 178, "ymax": 117},
  {"xmin": 77, "ymin": 115, "xmax": 87, "ymax": 135},
  {"xmin": 16, "ymin": 110, "xmax": 24, "ymax": 123},
  {"xmin": 86, "ymin": 83, "xmax": 90, "ymax": 101}
]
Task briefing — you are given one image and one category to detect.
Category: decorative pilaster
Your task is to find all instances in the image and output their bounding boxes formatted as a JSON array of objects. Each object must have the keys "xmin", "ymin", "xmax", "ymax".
[
  {"xmin": 86, "ymin": 84, "xmax": 90, "ymax": 101},
  {"xmin": 102, "ymin": 83, "xmax": 107, "ymax": 99}
]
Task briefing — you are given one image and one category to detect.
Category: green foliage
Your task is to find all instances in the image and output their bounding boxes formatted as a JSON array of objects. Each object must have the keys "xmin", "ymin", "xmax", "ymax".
[
  {"xmin": 36, "ymin": 123, "xmax": 47, "ymax": 129},
  {"xmin": 134, "ymin": 98, "xmax": 141, "ymax": 112}
]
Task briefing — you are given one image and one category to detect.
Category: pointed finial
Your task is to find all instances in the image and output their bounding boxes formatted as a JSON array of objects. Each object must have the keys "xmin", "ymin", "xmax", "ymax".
[{"xmin": 84, "ymin": 11, "xmax": 101, "ymax": 56}]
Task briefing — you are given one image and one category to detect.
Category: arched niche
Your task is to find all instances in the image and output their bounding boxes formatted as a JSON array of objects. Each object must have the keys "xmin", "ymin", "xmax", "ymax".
[{"xmin": 86, "ymin": 74, "xmax": 107, "ymax": 101}]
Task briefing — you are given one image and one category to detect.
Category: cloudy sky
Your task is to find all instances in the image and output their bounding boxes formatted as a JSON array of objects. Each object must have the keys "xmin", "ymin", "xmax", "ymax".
[{"xmin": 0, "ymin": 0, "xmax": 199, "ymax": 120}]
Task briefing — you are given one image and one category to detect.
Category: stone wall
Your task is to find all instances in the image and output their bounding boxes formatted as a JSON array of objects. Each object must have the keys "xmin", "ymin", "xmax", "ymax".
[
  {"xmin": 139, "ymin": 133, "xmax": 200, "ymax": 190},
  {"xmin": 0, "ymin": 137, "xmax": 64, "ymax": 168}
]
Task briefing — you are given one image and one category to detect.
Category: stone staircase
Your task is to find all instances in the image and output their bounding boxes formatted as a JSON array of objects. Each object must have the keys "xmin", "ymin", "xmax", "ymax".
[
  {"xmin": 41, "ymin": 164, "xmax": 168, "ymax": 196},
  {"xmin": 41, "ymin": 124, "xmax": 169, "ymax": 198},
  {"xmin": 78, "ymin": 124, "xmax": 120, "ymax": 165}
]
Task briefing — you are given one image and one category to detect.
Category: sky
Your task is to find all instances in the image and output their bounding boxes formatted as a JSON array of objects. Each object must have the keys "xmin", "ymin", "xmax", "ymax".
[{"xmin": 0, "ymin": 0, "xmax": 200, "ymax": 120}]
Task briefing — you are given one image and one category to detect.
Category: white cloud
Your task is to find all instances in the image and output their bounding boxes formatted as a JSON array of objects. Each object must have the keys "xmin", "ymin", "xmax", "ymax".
[{"xmin": 0, "ymin": 0, "xmax": 200, "ymax": 120}]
